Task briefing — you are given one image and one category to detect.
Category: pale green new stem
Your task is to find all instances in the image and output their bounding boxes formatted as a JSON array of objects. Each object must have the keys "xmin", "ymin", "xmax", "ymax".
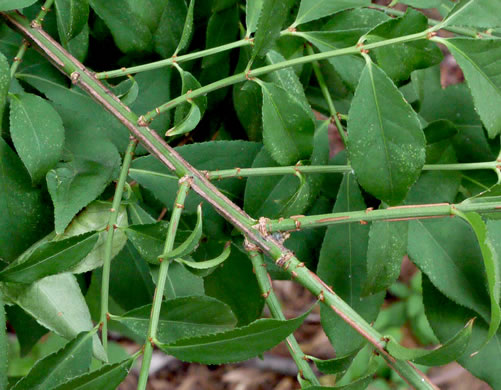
[
  {"xmin": 95, "ymin": 39, "xmax": 252, "ymax": 79},
  {"xmin": 247, "ymin": 250, "xmax": 320, "ymax": 387},
  {"xmin": 6, "ymin": 13, "xmax": 441, "ymax": 388},
  {"xmin": 100, "ymin": 139, "xmax": 138, "ymax": 355},
  {"xmin": 10, "ymin": 0, "xmax": 54, "ymax": 77},
  {"xmin": 207, "ymin": 161, "xmax": 499, "ymax": 180},
  {"xmin": 141, "ymin": 29, "xmax": 432, "ymax": 124},
  {"xmin": 307, "ymin": 45, "xmax": 348, "ymax": 146},
  {"xmin": 265, "ymin": 201, "xmax": 501, "ymax": 233},
  {"xmin": 136, "ymin": 181, "xmax": 190, "ymax": 390}
]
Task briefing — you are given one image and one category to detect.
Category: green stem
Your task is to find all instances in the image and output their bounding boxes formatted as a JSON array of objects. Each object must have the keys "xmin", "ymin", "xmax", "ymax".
[
  {"xmin": 207, "ymin": 161, "xmax": 498, "ymax": 180},
  {"xmin": 370, "ymin": 4, "xmax": 493, "ymax": 39},
  {"xmin": 95, "ymin": 39, "xmax": 251, "ymax": 79},
  {"xmin": 100, "ymin": 139, "xmax": 138, "ymax": 355},
  {"xmin": 136, "ymin": 180, "xmax": 190, "ymax": 390},
  {"xmin": 141, "ymin": 29, "xmax": 431, "ymax": 124},
  {"xmin": 264, "ymin": 201, "xmax": 501, "ymax": 233},
  {"xmin": 10, "ymin": 0, "xmax": 54, "ymax": 77},
  {"xmin": 247, "ymin": 250, "xmax": 320, "ymax": 387},
  {"xmin": 7, "ymin": 15, "xmax": 436, "ymax": 388},
  {"xmin": 307, "ymin": 45, "xmax": 348, "ymax": 146}
]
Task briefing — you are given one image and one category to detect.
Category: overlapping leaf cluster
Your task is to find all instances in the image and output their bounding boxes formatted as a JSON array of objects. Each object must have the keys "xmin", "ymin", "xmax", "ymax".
[{"xmin": 1, "ymin": 0, "xmax": 501, "ymax": 389}]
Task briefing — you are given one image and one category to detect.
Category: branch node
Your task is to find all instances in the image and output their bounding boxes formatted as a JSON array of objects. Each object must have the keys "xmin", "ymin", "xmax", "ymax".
[
  {"xmin": 296, "ymin": 262, "xmax": 305, "ymax": 268},
  {"xmin": 30, "ymin": 20, "xmax": 42, "ymax": 29},
  {"xmin": 256, "ymin": 217, "xmax": 270, "ymax": 237},
  {"xmin": 137, "ymin": 115, "xmax": 150, "ymax": 127},
  {"xmin": 70, "ymin": 71, "xmax": 80, "ymax": 84},
  {"xmin": 175, "ymin": 203, "xmax": 185, "ymax": 209},
  {"xmin": 261, "ymin": 290, "xmax": 271, "ymax": 299},
  {"xmin": 427, "ymin": 31, "xmax": 437, "ymax": 40},
  {"xmin": 275, "ymin": 251, "xmax": 294, "ymax": 268},
  {"xmin": 318, "ymin": 290, "xmax": 325, "ymax": 302},
  {"xmin": 245, "ymin": 69, "xmax": 255, "ymax": 81},
  {"xmin": 291, "ymin": 271, "xmax": 298, "ymax": 278},
  {"xmin": 243, "ymin": 237, "xmax": 262, "ymax": 252},
  {"xmin": 178, "ymin": 175, "xmax": 194, "ymax": 188}
]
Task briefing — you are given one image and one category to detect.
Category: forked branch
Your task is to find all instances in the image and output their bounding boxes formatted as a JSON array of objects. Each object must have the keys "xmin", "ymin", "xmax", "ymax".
[{"xmin": 4, "ymin": 11, "xmax": 438, "ymax": 389}]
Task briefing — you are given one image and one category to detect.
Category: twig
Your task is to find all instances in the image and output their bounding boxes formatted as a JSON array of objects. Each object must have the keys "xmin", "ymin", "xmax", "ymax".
[
  {"xmin": 246, "ymin": 249, "xmax": 320, "ymax": 386},
  {"xmin": 100, "ymin": 139, "xmax": 138, "ymax": 355},
  {"xmin": 3, "ymin": 13, "xmax": 440, "ymax": 388},
  {"xmin": 136, "ymin": 180, "xmax": 191, "ymax": 390}
]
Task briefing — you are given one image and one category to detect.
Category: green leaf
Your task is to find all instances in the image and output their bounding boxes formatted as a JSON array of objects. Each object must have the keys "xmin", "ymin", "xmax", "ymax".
[
  {"xmin": 157, "ymin": 310, "xmax": 308, "ymax": 364},
  {"xmin": 406, "ymin": 119, "xmax": 462, "ymax": 205},
  {"xmin": 2, "ymin": 273, "xmax": 106, "ymax": 361},
  {"xmin": 11, "ymin": 331, "xmax": 94, "ymax": 390},
  {"xmin": 18, "ymin": 71, "xmax": 130, "ymax": 152},
  {"xmin": 154, "ymin": 0, "xmax": 187, "ymax": 58},
  {"xmin": 252, "ymin": 0, "xmax": 295, "ymax": 59},
  {"xmin": 166, "ymin": 102, "xmax": 200, "ymax": 137},
  {"xmin": 408, "ymin": 219, "xmax": 491, "ymax": 323},
  {"xmin": 9, "ymin": 93, "xmax": 65, "ymax": 184},
  {"xmin": 294, "ymin": 0, "xmax": 370, "ymax": 26},
  {"xmin": 171, "ymin": 67, "xmax": 206, "ymax": 136},
  {"xmin": 264, "ymin": 50, "xmax": 314, "ymax": 120},
  {"xmin": 246, "ymin": 0, "xmax": 264, "ymax": 35},
  {"xmin": 174, "ymin": 0, "xmax": 195, "ymax": 55},
  {"xmin": 309, "ymin": 354, "xmax": 354, "ymax": 375},
  {"xmin": 0, "ymin": 232, "xmax": 98, "ymax": 284},
  {"xmin": 5, "ymin": 305, "xmax": 48, "ymax": 356},
  {"xmin": 114, "ymin": 296, "xmax": 237, "ymax": 343},
  {"xmin": 108, "ymin": 242, "xmax": 155, "ymax": 311},
  {"xmin": 51, "ymin": 357, "xmax": 134, "ymax": 390},
  {"xmin": 258, "ymin": 80, "xmax": 315, "ymax": 166},
  {"xmin": 202, "ymin": 5, "xmax": 239, "ymax": 69},
  {"xmin": 0, "ymin": 138, "xmax": 50, "ymax": 262},
  {"xmin": 347, "ymin": 60, "xmax": 426, "ymax": 205},
  {"xmin": 386, "ymin": 319, "xmax": 473, "ymax": 365},
  {"xmin": 205, "ymin": 245, "xmax": 263, "ymax": 326},
  {"xmin": 179, "ymin": 241, "xmax": 231, "ymax": 270},
  {"xmin": 366, "ymin": 8, "xmax": 443, "ymax": 83},
  {"xmin": 89, "ymin": 0, "xmax": 152, "ymax": 53},
  {"xmin": 363, "ymin": 220, "xmax": 407, "ymax": 296},
  {"xmin": 0, "ymin": 291, "xmax": 7, "ymax": 390},
  {"xmin": 163, "ymin": 204, "xmax": 203, "ymax": 260},
  {"xmin": 317, "ymin": 174, "xmax": 385, "ymax": 355},
  {"xmin": 55, "ymin": 0, "xmax": 89, "ymax": 41},
  {"xmin": 243, "ymin": 147, "xmax": 315, "ymax": 219},
  {"xmin": 66, "ymin": 23, "xmax": 89, "ymax": 63},
  {"xmin": 0, "ymin": 52, "xmax": 9, "ymax": 130},
  {"xmin": 444, "ymin": 0, "xmax": 501, "ymax": 28},
  {"xmin": 107, "ymin": 77, "xmax": 138, "ymax": 106},
  {"xmin": 0, "ymin": 0, "xmax": 37, "ymax": 11},
  {"xmin": 125, "ymin": 221, "xmax": 170, "ymax": 264},
  {"xmin": 453, "ymin": 212, "xmax": 501, "ymax": 349},
  {"xmin": 157, "ymin": 261, "xmax": 205, "ymax": 299},
  {"xmin": 441, "ymin": 38, "xmax": 501, "ymax": 138},
  {"xmin": 46, "ymin": 129, "xmax": 120, "ymax": 234},
  {"xmin": 423, "ymin": 275, "xmax": 501, "ymax": 389},
  {"xmin": 412, "ymin": 65, "xmax": 491, "ymax": 164},
  {"xmin": 57, "ymin": 201, "xmax": 128, "ymax": 273}
]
